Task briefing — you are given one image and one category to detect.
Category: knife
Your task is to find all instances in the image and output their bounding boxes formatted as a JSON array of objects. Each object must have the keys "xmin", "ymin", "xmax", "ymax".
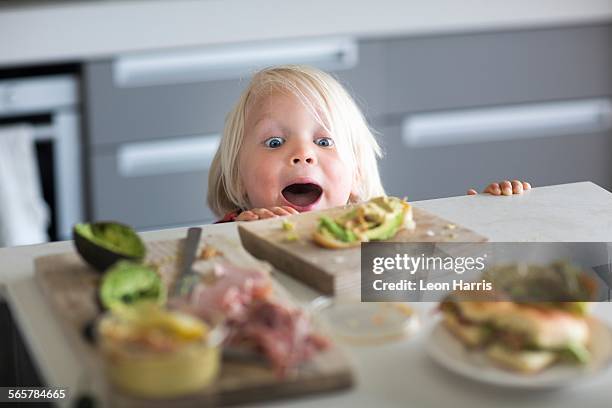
[{"xmin": 171, "ymin": 227, "xmax": 202, "ymax": 298}]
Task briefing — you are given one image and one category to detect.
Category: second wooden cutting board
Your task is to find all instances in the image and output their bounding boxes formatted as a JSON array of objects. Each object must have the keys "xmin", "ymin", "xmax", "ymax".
[{"xmin": 238, "ymin": 205, "xmax": 488, "ymax": 295}]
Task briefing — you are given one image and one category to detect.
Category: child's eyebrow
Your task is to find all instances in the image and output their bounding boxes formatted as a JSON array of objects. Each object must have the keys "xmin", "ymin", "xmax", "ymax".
[
  {"xmin": 250, "ymin": 113, "xmax": 330, "ymax": 137},
  {"xmin": 252, "ymin": 115, "xmax": 289, "ymax": 135},
  {"xmin": 252, "ymin": 114, "xmax": 275, "ymax": 129}
]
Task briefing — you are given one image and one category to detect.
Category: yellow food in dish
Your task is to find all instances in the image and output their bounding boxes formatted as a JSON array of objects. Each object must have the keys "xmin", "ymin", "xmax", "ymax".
[{"xmin": 98, "ymin": 303, "xmax": 220, "ymax": 398}]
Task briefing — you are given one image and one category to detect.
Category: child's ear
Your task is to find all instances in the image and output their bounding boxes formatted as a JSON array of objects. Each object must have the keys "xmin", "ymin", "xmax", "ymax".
[
  {"xmin": 348, "ymin": 176, "xmax": 360, "ymax": 203},
  {"xmin": 348, "ymin": 192, "xmax": 359, "ymax": 204}
]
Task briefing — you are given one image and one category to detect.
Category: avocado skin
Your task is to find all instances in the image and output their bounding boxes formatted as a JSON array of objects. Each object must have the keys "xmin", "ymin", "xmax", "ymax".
[{"xmin": 73, "ymin": 222, "xmax": 146, "ymax": 272}]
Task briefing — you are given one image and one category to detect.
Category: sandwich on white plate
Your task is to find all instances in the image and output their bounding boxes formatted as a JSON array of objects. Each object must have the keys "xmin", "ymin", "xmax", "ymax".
[
  {"xmin": 439, "ymin": 261, "xmax": 598, "ymax": 374},
  {"xmin": 440, "ymin": 292, "xmax": 591, "ymax": 373}
]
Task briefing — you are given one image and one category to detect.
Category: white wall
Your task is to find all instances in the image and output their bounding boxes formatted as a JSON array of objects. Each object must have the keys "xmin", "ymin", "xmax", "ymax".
[{"xmin": 1, "ymin": 0, "xmax": 612, "ymax": 67}]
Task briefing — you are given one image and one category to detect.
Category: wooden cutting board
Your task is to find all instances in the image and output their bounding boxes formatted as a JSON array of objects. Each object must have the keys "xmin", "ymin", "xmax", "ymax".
[
  {"xmin": 34, "ymin": 236, "xmax": 353, "ymax": 407},
  {"xmin": 238, "ymin": 206, "xmax": 488, "ymax": 296}
]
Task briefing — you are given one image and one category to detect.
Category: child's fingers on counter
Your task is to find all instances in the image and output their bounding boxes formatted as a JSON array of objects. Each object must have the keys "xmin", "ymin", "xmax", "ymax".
[
  {"xmin": 479, "ymin": 180, "xmax": 531, "ymax": 196},
  {"xmin": 511, "ymin": 180, "xmax": 524, "ymax": 194},
  {"xmin": 484, "ymin": 183, "xmax": 502, "ymax": 195},
  {"xmin": 500, "ymin": 180, "xmax": 513, "ymax": 195},
  {"xmin": 282, "ymin": 206, "xmax": 300, "ymax": 215},
  {"xmin": 236, "ymin": 210, "xmax": 258, "ymax": 221},
  {"xmin": 253, "ymin": 208, "xmax": 278, "ymax": 219},
  {"xmin": 271, "ymin": 207, "xmax": 292, "ymax": 216}
]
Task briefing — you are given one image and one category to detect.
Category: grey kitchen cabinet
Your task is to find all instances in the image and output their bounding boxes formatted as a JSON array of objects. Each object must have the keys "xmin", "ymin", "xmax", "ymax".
[
  {"xmin": 374, "ymin": 23, "xmax": 612, "ymax": 199},
  {"xmin": 377, "ymin": 123, "xmax": 612, "ymax": 201},
  {"xmin": 333, "ymin": 40, "xmax": 386, "ymax": 120},
  {"xmin": 83, "ymin": 61, "xmax": 241, "ymax": 226},
  {"xmin": 381, "ymin": 24, "xmax": 612, "ymax": 116},
  {"xmin": 83, "ymin": 41, "xmax": 386, "ymax": 148},
  {"xmin": 83, "ymin": 63, "xmax": 243, "ymax": 148},
  {"xmin": 90, "ymin": 151, "xmax": 216, "ymax": 228}
]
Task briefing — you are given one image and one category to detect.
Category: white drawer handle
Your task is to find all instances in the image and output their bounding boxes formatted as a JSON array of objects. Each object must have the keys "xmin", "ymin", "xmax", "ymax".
[
  {"xmin": 402, "ymin": 98, "xmax": 612, "ymax": 148},
  {"xmin": 117, "ymin": 134, "xmax": 220, "ymax": 177},
  {"xmin": 113, "ymin": 37, "xmax": 358, "ymax": 87}
]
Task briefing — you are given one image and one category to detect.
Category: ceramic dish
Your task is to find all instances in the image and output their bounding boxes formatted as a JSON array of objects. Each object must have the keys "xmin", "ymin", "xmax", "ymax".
[{"xmin": 426, "ymin": 318, "xmax": 612, "ymax": 388}]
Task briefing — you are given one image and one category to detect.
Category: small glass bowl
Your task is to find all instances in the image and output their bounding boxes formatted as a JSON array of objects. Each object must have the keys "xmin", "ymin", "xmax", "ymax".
[{"xmin": 309, "ymin": 297, "xmax": 419, "ymax": 345}]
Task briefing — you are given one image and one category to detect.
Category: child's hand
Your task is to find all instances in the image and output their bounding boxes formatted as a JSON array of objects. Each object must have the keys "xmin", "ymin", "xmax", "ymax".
[
  {"xmin": 467, "ymin": 180, "xmax": 532, "ymax": 196},
  {"xmin": 235, "ymin": 206, "xmax": 300, "ymax": 221}
]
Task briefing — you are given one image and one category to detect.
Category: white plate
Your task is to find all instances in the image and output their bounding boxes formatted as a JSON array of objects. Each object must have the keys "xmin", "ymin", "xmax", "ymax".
[{"xmin": 426, "ymin": 318, "xmax": 612, "ymax": 388}]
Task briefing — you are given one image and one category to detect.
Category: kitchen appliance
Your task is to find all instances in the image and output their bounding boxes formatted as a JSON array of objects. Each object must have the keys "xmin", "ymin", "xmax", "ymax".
[{"xmin": 0, "ymin": 74, "xmax": 83, "ymax": 241}]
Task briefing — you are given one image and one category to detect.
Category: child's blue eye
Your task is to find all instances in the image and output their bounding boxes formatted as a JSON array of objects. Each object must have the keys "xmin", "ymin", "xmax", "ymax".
[
  {"xmin": 264, "ymin": 137, "xmax": 285, "ymax": 148},
  {"xmin": 315, "ymin": 137, "xmax": 334, "ymax": 147}
]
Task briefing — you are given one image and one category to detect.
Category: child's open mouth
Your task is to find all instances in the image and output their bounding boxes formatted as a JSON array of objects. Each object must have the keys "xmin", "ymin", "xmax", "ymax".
[{"xmin": 281, "ymin": 183, "xmax": 323, "ymax": 211}]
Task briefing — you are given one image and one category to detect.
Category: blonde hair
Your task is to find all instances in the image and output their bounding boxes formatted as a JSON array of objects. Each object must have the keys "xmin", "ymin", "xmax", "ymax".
[{"xmin": 207, "ymin": 65, "xmax": 385, "ymax": 217}]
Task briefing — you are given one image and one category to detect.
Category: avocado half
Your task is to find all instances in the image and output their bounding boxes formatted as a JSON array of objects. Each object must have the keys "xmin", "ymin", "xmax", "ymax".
[
  {"xmin": 73, "ymin": 222, "xmax": 146, "ymax": 272},
  {"xmin": 99, "ymin": 261, "xmax": 166, "ymax": 311}
]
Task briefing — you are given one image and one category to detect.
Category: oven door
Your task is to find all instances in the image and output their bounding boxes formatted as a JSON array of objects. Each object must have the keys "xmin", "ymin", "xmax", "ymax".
[
  {"xmin": 0, "ymin": 75, "xmax": 82, "ymax": 242},
  {"xmin": 0, "ymin": 112, "xmax": 82, "ymax": 242}
]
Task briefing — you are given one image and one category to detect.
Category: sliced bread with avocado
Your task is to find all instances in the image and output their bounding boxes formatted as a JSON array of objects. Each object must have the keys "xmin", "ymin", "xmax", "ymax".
[{"xmin": 313, "ymin": 196, "xmax": 413, "ymax": 249}]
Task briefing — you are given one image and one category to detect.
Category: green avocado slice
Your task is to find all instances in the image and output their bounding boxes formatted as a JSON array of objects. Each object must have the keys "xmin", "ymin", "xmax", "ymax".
[
  {"xmin": 99, "ymin": 261, "xmax": 166, "ymax": 311},
  {"xmin": 316, "ymin": 197, "xmax": 408, "ymax": 246},
  {"xmin": 561, "ymin": 342, "xmax": 591, "ymax": 364},
  {"xmin": 364, "ymin": 210, "xmax": 405, "ymax": 241},
  {"xmin": 319, "ymin": 216, "xmax": 357, "ymax": 243}
]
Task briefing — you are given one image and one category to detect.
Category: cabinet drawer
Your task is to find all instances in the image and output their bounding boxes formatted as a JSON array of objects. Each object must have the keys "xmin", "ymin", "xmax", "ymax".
[
  {"xmin": 83, "ymin": 40, "xmax": 386, "ymax": 147},
  {"xmin": 84, "ymin": 61, "xmax": 243, "ymax": 147},
  {"xmin": 376, "ymin": 124, "xmax": 612, "ymax": 201},
  {"xmin": 382, "ymin": 24, "xmax": 612, "ymax": 116},
  {"xmin": 91, "ymin": 150, "xmax": 217, "ymax": 229},
  {"xmin": 334, "ymin": 40, "xmax": 386, "ymax": 119}
]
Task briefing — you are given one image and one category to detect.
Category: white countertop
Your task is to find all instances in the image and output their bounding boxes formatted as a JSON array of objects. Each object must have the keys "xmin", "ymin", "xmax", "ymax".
[
  {"xmin": 1, "ymin": 181, "xmax": 612, "ymax": 407},
  {"xmin": 1, "ymin": 0, "xmax": 612, "ymax": 68}
]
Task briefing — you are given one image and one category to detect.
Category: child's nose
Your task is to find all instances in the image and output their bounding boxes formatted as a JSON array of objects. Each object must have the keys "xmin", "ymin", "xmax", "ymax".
[
  {"xmin": 292, "ymin": 155, "xmax": 315, "ymax": 165},
  {"xmin": 290, "ymin": 150, "xmax": 316, "ymax": 165}
]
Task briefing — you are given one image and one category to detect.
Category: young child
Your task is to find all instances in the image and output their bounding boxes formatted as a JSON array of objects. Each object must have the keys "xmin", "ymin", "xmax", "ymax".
[{"xmin": 208, "ymin": 65, "xmax": 530, "ymax": 222}]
